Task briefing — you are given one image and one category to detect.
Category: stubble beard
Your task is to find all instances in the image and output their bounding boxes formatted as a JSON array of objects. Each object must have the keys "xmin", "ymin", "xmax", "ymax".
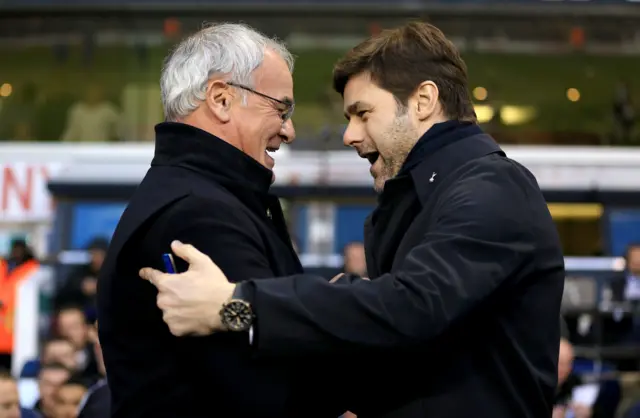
[{"xmin": 373, "ymin": 111, "xmax": 420, "ymax": 193}]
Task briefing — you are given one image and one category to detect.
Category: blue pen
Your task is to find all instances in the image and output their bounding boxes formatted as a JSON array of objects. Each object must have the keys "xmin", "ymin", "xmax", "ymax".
[{"xmin": 162, "ymin": 253, "xmax": 177, "ymax": 274}]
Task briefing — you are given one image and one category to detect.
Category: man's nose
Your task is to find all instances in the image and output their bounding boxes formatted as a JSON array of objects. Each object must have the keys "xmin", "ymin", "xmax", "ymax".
[
  {"xmin": 280, "ymin": 119, "xmax": 296, "ymax": 144},
  {"xmin": 343, "ymin": 121, "xmax": 363, "ymax": 148}
]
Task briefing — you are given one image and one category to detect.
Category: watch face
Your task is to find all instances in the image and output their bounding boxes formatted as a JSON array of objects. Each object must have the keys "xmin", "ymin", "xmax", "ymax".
[{"xmin": 222, "ymin": 300, "xmax": 253, "ymax": 332}]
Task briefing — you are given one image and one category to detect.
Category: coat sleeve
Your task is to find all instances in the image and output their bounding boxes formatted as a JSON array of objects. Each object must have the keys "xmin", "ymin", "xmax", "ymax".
[
  {"xmin": 164, "ymin": 197, "xmax": 307, "ymax": 415},
  {"xmin": 244, "ymin": 169, "xmax": 538, "ymax": 356}
]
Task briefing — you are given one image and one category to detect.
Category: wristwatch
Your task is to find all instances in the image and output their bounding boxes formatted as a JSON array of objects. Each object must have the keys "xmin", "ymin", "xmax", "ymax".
[{"xmin": 219, "ymin": 284, "xmax": 254, "ymax": 332}]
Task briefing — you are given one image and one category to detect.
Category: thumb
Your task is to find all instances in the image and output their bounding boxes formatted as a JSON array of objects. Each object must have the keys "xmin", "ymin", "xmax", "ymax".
[
  {"xmin": 170, "ymin": 240, "xmax": 208, "ymax": 266},
  {"xmin": 139, "ymin": 268, "xmax": 167, "ymax": 288},
  {"xmin": 329, "ymin": 273, "xmax": 344, "ymax": 284}
]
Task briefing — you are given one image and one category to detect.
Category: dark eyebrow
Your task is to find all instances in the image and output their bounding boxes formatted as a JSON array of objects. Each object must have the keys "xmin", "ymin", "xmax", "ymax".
[
  {"xmin": 344, "ymin": 100, "xmax": 368, "ymax": 120},
  {"xmin": 280, "ymin": 96, "xmax": 294, "ymax": 106}
]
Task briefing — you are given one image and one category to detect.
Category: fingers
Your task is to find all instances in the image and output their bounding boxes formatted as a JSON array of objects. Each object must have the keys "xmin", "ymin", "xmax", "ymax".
[
  {"xmin": 330, "ymin": 273, "xmax": 345, "ymax": 283},
  {"xmin": 162, "ymin": 312, "xmax": 186, "ymax": 337},
  {"xmin": 139, "ymin": 268, "xmax": 170, "ymax": 288},
  {"xmin": 156, "ymin": 292, "xmax": 171, "ymax": 310},
  {"xmin": 170, "ymin": 240, "xmax": 208, "ymax": 265}
]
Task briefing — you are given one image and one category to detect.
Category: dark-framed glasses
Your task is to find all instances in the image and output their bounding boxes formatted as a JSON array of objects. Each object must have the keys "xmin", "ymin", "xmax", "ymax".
[{"xmin": 228, "ymin": 81, "xmax": 295, "ymax": 123}]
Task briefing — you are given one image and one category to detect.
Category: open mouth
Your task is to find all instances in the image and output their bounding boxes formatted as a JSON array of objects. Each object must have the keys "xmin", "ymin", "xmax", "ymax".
[
  {"xmin": 362, "ymin": 151, "xmax": 380, "ymax": 165},
  {"xmin": 266, "ymin": 147, "xmax": 279, "ymax": 153}
]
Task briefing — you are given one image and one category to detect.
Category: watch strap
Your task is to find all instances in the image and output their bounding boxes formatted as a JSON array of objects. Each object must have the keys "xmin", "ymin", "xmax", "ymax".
[{"xmin": 232, "ymin": 282, "xmax": 247, "ymax": 301}]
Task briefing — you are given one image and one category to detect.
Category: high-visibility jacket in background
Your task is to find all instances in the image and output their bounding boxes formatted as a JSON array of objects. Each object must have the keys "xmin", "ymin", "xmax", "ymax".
[{"xmin": 0, "ymin": 258, "xmax": 39, "ymax": 354}]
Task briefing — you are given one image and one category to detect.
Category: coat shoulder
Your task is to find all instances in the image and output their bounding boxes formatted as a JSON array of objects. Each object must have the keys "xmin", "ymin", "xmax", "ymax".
[
  {"xmin": 449, "ymin": 153, "xmax": 544, "ymax": 207},
  {"xmin": 163, "ymin": 188, "xmax": 255, "ymax": 227}
]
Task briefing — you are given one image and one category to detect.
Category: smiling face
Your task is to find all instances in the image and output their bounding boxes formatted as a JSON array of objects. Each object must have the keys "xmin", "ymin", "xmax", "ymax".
[
  {"xmin": 342, "ymin": 72, "xmax": 421, "ymax": 192},
  {"xmin": 333, "ymin": 22, "xmax": 477, "ymax": 192},
  {"xmin": 194, "ymin": 48, "xmax": 295, "ymax": 179},
  {"xmin": 0, "ymin": 377, "xmax": 20, "ymax": 418},
  {"xmin": 227, "ymin": 49, "xmax": 295, "ymax": 171},
  {"xmin": 42, "ymin": 339, "xmax": 76, "ymax": 370},
  {"xmin": 55, "ymin": 383, "xmax": 87, "ymax": 418}
]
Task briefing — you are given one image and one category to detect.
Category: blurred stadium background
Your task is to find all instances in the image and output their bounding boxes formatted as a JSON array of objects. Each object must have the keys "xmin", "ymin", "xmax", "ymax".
[{"xmin": 1, "ymin": 0, "xmax": 640, "ymax": 417}]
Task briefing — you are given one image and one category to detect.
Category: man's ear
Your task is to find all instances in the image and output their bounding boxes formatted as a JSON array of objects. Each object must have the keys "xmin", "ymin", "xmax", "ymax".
[
  {"xmin": 206, "ymin": 80, "xmax": 233, "ymax": 123},
  {"xmin": 412, "ymin": 80, "xmax": 439, "ymax": 122}
]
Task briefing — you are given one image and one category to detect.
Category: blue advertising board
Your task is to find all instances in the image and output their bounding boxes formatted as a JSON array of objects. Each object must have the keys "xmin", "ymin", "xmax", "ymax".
[
  {"xmin": 70, "ymin": 202, "xmax": 126, "ymax": 250},
  {"xmin": 607, "ymin": 209, "xmax": 640, "ymax": 257}
]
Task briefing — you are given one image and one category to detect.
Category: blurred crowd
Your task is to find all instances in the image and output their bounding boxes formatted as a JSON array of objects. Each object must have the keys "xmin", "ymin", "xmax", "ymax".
[
  {"xmin": 0, "ymin": 83, "xmax": 122, "ymax": 143},
  {"xmin": 1, "ymin": 237, "xmax": 109, "ymax": 418}
]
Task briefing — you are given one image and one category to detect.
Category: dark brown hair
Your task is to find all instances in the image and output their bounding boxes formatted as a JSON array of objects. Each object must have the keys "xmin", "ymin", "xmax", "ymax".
[{"xmin": 333, "ymin": 21, "xmax": 476, "ymax": 122}]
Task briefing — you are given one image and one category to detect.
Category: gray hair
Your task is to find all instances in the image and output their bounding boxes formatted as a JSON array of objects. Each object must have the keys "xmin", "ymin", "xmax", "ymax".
[{"xmin": 160, "ymin": 22, "xmax": 294, "ymax": 121}]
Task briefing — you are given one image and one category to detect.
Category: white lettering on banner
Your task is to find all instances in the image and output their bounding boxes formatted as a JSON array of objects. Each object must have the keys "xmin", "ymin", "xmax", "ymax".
[{"xmin": 0, "ymin": 163, "xmax": 63, "ymax": 223}]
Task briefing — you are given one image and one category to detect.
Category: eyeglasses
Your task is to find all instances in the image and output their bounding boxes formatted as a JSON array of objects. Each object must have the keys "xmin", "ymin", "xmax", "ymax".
[{"xmin": 227, "ymin": 82, "xmax": 295, "ymax": 123}]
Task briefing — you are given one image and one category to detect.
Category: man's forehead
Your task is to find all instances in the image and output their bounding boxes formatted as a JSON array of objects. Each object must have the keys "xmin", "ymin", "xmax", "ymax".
[
  {"xmin": 253, "ymin": 52, "xmax": 293, "ymax": 99},
  {"xmin": 42, "ymin": 369, "xmax": 69, "ymax": 380},
  {"xmin": 48, "ymin": 340, "xmax": 72, "ymax": 349},
  {"xmin": 0, "ymin": 379, "xmax": 16, "ymax": 391},
  {"xmin": 60, "ymin": 309, "xmax": 84, "ymax": 320},
  {"xmin": 342, "ymin": 74, "xmax": 385, "ymax": 113}
]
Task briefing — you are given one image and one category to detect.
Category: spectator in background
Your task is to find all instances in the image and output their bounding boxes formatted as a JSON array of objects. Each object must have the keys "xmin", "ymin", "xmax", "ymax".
[
  {"xmin": 0, "ymin": 240, "xmax": 39, "ymax": 370},
  {"xmin": 55, "ymin": 308, "xmax": 97, "ymax": 383},
  {"xmin": 53, "ymin": 377, "xmax": 89, "ymax": 418},
  {"xmin": 342, "ymin": 241, "xmax": 367, "ymax": 277},
  {"xmin": 60, "ymin": 86, "xmax": 120, "ymax": 142},
  {"xmin": 612, "ymin": 243, "xmax": 640, "ymax": 304},
  {"xmin": 0, "ymin": 368, "xmax": 21, "ymax": 418},
  {"xmin": 77, "ymin": 322, "xmax": 109, "ymax": 418},
  {"xmin": 554, "ymin": 336, "xmax": 575, "ymax": 417},
  {"xmin": 613, "ymin": 81, "xmax": 635, "ymax": 144},
  {"xmin": 9, "ymin": 122, "xmax": 34, "ymax": 142},
  {"xmin": 4, "ymin": 240, "xmax": 36, "ymax": 273},
  {"xmin": 55, "ymin": 238, "xmax": 108, "ymax": 319},
  {"xmin": 555, "ymin": 333, "xmax": 620, "ymax": 418},
  {"xmin": 21, "ymin": 338, "xmax": 77, "ymax": 378},
  {"xmin": 0, "ymin": 369, "xmax": 41, "ymax": 418},
  {"xmin": 40, "ymin": 340, "xmax": 76, "ymax": 373},
  {"xmin": 34, "ymin": 363, "xmax": 71, "ymax": 418},
  {"xmin": 606, "ymin": 242, "xmax": 640, "ymax": 361},
  {"xmin": 0, "ymin": 83, "xmax": 38, "ymax": 142},
  {"xmin": 34, "ymin": 83, "xmax": 76, "ymax": 142}
]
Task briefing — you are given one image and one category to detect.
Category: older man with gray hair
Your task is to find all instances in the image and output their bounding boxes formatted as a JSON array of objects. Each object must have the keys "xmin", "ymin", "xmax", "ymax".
[{"xmin": 97, "ymin": 23, "xmax": 343, "ymax": 417}]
